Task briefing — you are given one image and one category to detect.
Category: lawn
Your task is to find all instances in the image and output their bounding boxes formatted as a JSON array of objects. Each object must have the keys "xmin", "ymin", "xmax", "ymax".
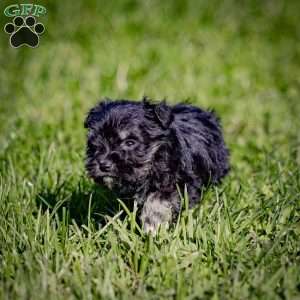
[{"xmin": 0, "ymin": 0, "xmax": 300, "ymax": 299}]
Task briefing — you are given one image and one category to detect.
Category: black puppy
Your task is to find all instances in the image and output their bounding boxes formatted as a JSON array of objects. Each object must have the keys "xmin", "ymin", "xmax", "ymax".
[{"xmin": 85, "ymin": 98, "xmax": 229, "ymax": 233}]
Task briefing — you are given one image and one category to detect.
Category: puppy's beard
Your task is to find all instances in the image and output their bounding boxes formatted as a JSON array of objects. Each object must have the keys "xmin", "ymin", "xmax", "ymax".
[{"xmin": 102, "ymin": 176, "xmax": 114, "ymax": 189}]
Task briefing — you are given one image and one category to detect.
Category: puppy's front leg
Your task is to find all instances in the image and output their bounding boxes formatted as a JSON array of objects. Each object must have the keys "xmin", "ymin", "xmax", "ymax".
[{"xmin": 140, "ymin": 193, "xmax": 173, "ymax": 234}]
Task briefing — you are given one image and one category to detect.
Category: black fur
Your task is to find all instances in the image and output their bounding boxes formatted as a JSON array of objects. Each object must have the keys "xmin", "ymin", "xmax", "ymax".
[{"xmin": 85, "ymin": 97, "xmax": 229, "ymax": 232}]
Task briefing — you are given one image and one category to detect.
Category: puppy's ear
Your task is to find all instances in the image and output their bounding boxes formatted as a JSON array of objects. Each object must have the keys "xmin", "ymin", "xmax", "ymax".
[
  {"xmin": 143, "ymin": 98, "xmax": 173, "ymax": 129},
  {"xmin": 154, "ymin": 101, "xmax": 173, "ymax": 128},
  {"xmin": 84, "ymin": 105, "xmax": 102, "ymax": 128},
  {"xmin": 84, "ymin": 99, "xmax": 110, "ymax": 128}
]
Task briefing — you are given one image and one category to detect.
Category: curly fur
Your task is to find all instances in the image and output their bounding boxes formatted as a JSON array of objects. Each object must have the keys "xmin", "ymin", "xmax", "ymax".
[{"xmin": 85, "ymin": 97, "xmax": 229, "ymax": 233}]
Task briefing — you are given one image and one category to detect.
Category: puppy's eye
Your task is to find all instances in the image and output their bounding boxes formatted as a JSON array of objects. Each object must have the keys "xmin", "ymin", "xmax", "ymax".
[
  {"xmin": 124, "ymin": 139, "xmax": 136, "ymax": 147},
  {"xmin": 89, "ymin": 142, "xmax": 105, "ymax": 154}
]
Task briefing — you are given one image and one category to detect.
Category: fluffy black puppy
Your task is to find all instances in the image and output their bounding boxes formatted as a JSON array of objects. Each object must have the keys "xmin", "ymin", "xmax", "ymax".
[{"xmin": 85, "ymin": 98, "xmax": 229, "ymax": 233}]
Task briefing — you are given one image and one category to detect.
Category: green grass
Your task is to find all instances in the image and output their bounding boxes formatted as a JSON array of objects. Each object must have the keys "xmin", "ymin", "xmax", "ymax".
[{"xmin": 1, "ymin": 0, "xmax": 300, "ymax": 299}]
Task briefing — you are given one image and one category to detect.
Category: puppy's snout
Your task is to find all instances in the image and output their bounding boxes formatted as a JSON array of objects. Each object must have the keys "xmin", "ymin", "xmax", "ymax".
[{"xmin": 98, "ymin": 160, "xmax": 113, "ymax": 173}]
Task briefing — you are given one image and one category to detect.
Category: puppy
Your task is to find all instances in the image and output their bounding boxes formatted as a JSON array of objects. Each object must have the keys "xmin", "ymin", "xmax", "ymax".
[{"xmin": 84, "ymin": 98, "xmax": 229, "ymax": 233}]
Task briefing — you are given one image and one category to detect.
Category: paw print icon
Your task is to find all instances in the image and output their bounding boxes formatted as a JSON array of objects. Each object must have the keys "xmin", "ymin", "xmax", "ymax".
[{"xmin": 4, "ymin": 16, "xmax": 45, "ymax": 48}]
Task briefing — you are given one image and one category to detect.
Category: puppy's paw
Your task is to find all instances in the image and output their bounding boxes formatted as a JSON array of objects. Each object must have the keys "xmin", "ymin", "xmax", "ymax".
[
  {"xmin": 143, "ymin": 222, "xmax": 159, "ymax": 235},
  {"xmin": 143, "ymin": 219, "xmax": 170, "ymax": 235}
]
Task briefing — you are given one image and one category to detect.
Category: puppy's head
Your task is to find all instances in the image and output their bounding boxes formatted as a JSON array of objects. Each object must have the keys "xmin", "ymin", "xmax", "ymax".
[{"xmin": 84, "ymin": 98, "xmax": 173, "ymax": 195}]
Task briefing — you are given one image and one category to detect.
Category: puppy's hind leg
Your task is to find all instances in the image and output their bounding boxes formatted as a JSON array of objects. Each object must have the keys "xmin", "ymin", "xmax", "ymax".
[{"xmin": 140, "ymin": 193, "xmax": 173, "ymax": 234}]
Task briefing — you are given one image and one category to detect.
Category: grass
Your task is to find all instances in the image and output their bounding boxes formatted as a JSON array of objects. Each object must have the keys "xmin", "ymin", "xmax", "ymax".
[{"xmin": 0, "ymin": 0, "xmax": 300, "ymax": 299}]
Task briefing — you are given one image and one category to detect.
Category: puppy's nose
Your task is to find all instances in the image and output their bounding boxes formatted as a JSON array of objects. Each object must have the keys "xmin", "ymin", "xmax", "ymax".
[{"xmin": 99, "ymin": 160, "xmax": 112, "ymax": 172}]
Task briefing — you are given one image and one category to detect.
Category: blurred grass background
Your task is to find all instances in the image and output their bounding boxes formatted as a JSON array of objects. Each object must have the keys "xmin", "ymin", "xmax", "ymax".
[{"xmin": 0, "ymin": 0, "xmax": 300, "ymax": 299}]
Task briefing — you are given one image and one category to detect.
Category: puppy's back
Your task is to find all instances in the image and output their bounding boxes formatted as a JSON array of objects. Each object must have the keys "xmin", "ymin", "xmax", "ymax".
[{"xmin": 171, "ymin": 104, "xmax": 229, "ymax": 184}]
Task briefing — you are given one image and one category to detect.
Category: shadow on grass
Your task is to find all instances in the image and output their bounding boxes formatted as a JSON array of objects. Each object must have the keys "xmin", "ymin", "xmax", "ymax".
[
  {"xmin": 35, "ymin": 177, "xmax": 132, "ymax": 227},
  {"xmin": 34, "ymin": 176, "xmax": 222, "ymax": 229}
]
